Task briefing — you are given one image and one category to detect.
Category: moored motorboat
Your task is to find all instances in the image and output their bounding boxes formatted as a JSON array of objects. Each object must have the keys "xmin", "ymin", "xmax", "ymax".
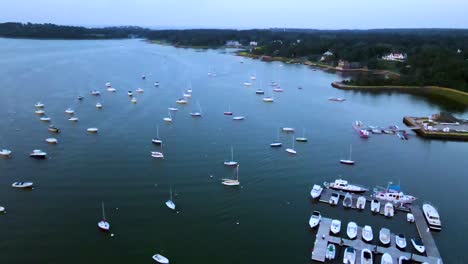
[
  {"xmin": 12, "ymin": 182, "xmax": 34, "ymax": 188},
  {"xmin": 308, "ymin": 211, "xmax": 321, "ymax": 228},
  {"xmin": 35, "ymin": 102, "xmax": 45, "ymax": 108},
  {"xmin": 39, "ymin": 117, "xmax": 51, "ymax": 122},
  {"xmin": 371, "ymin": 199, "xmax": 380, "ymax": 213},
  {"xmin": 423, "ymin": 203, "xmax": 442, "ymax": 231},
  {"xmin": 356, "ymin": 196, "xmax": 366, "ymax": 210},
  {"xmin": 398, "ymin": 256, "xmax": 409, "ymax": 264},
  {"xmin": 282, "ymin": 127, "xmax": 295, "ymax": 132},
  {"xmin": 29, "ymin": 149, "xmax": 47, "ymax": 159},
  {"xmin": 131, "ymin": 97, "xmax": 138, "ymax": 103},
  {"xmin": 343, "ymin": 246, "xmax": 356, "ymax": 264},
  {"xmin": 373, "ymin": 183, "xmax": 416, "ymax": 204},
  {"xmin": 232, "ymin": 116, "xmax": 245, "ymax": 120},
  {"xmin": 406, "ymin": 213, "xmax": 415, "ymax": 223},
  {"xmin": 65, "ymin": 108, "xmax": 74, "ymax": 114},
  {"xmin": 361, "ymin": 248, "xmax": 373, "ymax": 264},
  {"xmin": 0, "ymin": 149, "xmax": 12, "ymax": 156},
  {"xmin": 35, "ymin": 109, "xmax": 45, "ymax": 115},
  {"xmin": 151, "ymin": 151, "xmax": 164, "ymax": 159},
  {"xmin": 45, "ymin": 138, "xmax": 58, "ymax": 144},
  {"xmin": 87, "ymin": 128, "xmax": 98, "ymax": 133},
  {"xmin": 0, "ymin": 206, "xmax": 5, "ymax": 213},
  {"xmin": 379, "ymin": 228, "xmax": 391, "ymax": 246},
  {"xmin": 48, "ymin": 125, "xmax": 60, "ymax": 133},
  {"xmin": 330, "ymin": 219, "xmax": 341, "ymax": 234},
  {"xmin": 384, "ymin": 202, "xmax": 394, "ymax": 217},
  {"xmin": 96, "ymin": 102, "xmax": 103, "ymax": 108},
  {"xmin": 329, "ymin": 193, "xmax": 339, "ymax": 205},
  {"xmin": 343, "ymin": 193, "xmax": 353, "ymax": 208},
  {"xmin": 381, "ymin": 253, "xmax": 393, "ymax": 264},
  {"xmin": 411, "ymin": 238, "xmax": 425, "ymax": 253},
  {"xmin": 107, "ymin": 87, "xmax": 116, "ymax": 92},
  {"xmin": 136, "ymin": 88, "xmax": 144, "ymax": 93},
  {"xmin": 347, "ymin": 222, "xmax": 358, "ymax": 239},
  {"xmin": 152, "ymin": 254, "xmax": 169, "ymax": 263},
  {"xmin": 68, "ymin": 117, "xmax": 79, "ymax": 122},
  {"xmin": 362, "ymin": 225, "xmax": 373, "ymax": 242},
  {"xmin": 325, "ymin": 244, "xmax": 336, "ymax": 260},
  {"xmin": 310, "ymin": 184, "xmax": 323, "ymax": 199},
  {"xmin": 325, "ymin": 179, "xmax": 368, "ymax": 193},
  {"xmin": 90, "ymin": 90, "xmax": 101, "ymax": 96},
  {"xmin": 395, "ymin": 233, "xmax": 407, "ymax": 249},
  {"xmin": 176, "ymin": 98, "xmax": 187, "ymax": 104}
]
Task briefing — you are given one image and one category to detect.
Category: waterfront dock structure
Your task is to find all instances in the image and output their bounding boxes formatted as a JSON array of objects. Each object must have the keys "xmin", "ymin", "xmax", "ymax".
[
  {"xmin": 311, "ymin": 188, "xmax": 443, "ymax": 263},
  {"xmin": 403, "ymin": 116, "xmax": 468, "ymax": 141},
  {"xmin": 311, "ymin": 217, "xmax": 442, "ymax": 264}
]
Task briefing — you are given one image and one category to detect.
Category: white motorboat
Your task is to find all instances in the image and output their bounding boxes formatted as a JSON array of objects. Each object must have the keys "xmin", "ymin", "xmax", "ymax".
[
  {"xmin": 347, "ymin": 222, "xmax": 358, "ymax": 239},
  {"xmin": 105, "ymin": 82, "xmax": 112, "ymax": 87},
  {"xmin": 77, "ymin": 95, "xmax": 84, "ymax": 100},
  {"xmin": 39, "ymin": 117, "xmax": 51, "ymax": 122},
  {"xmin": 96, "ymin": 102, "xmax": 103, "ymax": 108},
  {"xmin": 48, "ymin": 125, "xmax": 60, "ymax": 133},
  {"xmin": 273, "ymin": 87, "xmax": 284, "ymax": 92},
  {"xmin": 285, "ymin": 135, "xmax": 297, "ymax": 154},
  {"xmin": 310, "ymin": 184, "xmax": 323, "ymax": 199},
  {"xmin": 343, "ymin": 246, "xmax": 356, "ymax": 264},
  {"xmin": 128, "ymin": 91, "xmax": 133, "ymax": 96},
  {"xmin": 87, "ymin": 128, "xmax": 98, "ymax": 133},
  {"xmin": 379, "ymin": 228, "xmax": 391, "ymax": 245},
  {"xmin": 423, "ymin": 203, "xmax": 442, "ymax": 230},
  {"xmin": 183, "ymin": 93, "xmax": 191, "ymax": 98},
  {"xmin": 263, "ymin": 97, "xmax": 274, "ymax": 102},
  {"xmin": 35, "ymin": 102, "xmax": 45, "ymax": 108},
  {"xmin": 65, "ymin": 108, "xmax": 74, "ymax": 114},
  {"xmin": 343, "ymin": 193, "xmax": 353, "ymax": 208},
  {"xmin": 221, "ymin": 165, "xmax": 240, "ymax": 186},
  {"xmin": 326, "ymin": 244, "xmax": 336, "ymax": 260},
  {"xmin": 361, "ymin": 248, "xmax": 373, "ymax": 264},
  {"xmin": 107, "ymin": 87, "xmax": 116, "ymax": 92},
  {"xmin": 395, "ymin": 233, "xmax": 407, "ymax": 249},
  {"xmin": 371, "ymin": 199, "xmax": 380, "ymax": 213},
  {"xmin": 176, "ymin": 98, "xmax": 187, "ymax": 104},
  {"xmin": 223, "ymin": 146, "xmax": 238, "ymax": 166},
  {"xmin": 282, "ymin": 127, "xmax": 295, "ymax": 132},
  {"xmin": 154, "ymin": 82, "xmax": 160, "ymax": 87},
  {"xmin": 152, "ymin": 254, "xmax": 169, "ymax": 263},
  {"xmin": 243, "ymin": 82, "xmax": 252, "ymax": 86},
  {"xmin": 411, "ymin": 238, "xmax": 425, "ymax": 253},
  {"xmin": 308, "ymin": 211, "xmax": 321, "ymax": 228},
  {"xmin": 29, "ymin": 149, "xmax": 47, "ymax": 159},
  {"xmin": 12, "ymin": 182, "xmax": 33, "ymax": 188},
  {"xmin": 136, "ymin": 88, "xmax": 144, "ymax": 93},
  {"xmin": 0, "ymin": 149, "xmax": 12, "ymax": 156},
  {"xmin": 356, "ymin": 196, "xmax": 366, "ymax": 210},
  {"xmin": 165, "ymin": 187, "xmax": 176, "ymax": 210},
  {"xmin": 90, "ymin": 90, "xmax": 101, "ymax": 95},
  {"xmin": 35, "ymin": 109, "xmax": 45, "ymax": 115},
  {"xmin": 381, "ymin": 253, "xmax": 392, "ymax": 264},
  {"xmin": 373, "ymin": 183, "xmax": 416, "ymax": 204},
  {"xmin": 250, "ymin": 76, "xmax": 256, "ymax": 80},
  {"xmin": 131, "ymin": 98, "xmax": 138, "ymax": 103},
  {"xmin": 330, "ymin": 219, "xmax": 341, "ymax": 234},
  {"xmin": 68, "ymin": 117, "xmax": 79, "ymax": 122},
  {"xmin": 151, "ymin": 151, "xmax": 164, "ymax": 159},
  {"xmin": 45, "ymin": 138, "xmax": 58, "ymax": 144},
  {"xmin": 255, "ymin": 89, "xmax": 265, "ymax": 94},
  {"xmin": 340, "ymin": 145, "xmax": 355, "ymax": 165},
  {"xmin": 329, "ymin": 193, "xmax": 339, "ymax": 205},
  {"xmin": 384, "ymin": 203, "xmax": 394, "ymax": 217},
  {"xmin": 98, "ymin": 202, "xmax": 110, "ymax": 232},
  {"xmin": 328, "ymin": 97, "xmax": 346, "ymax": 102},
  {"xmin": 232, "ymin": 116, "xmax": 245, "ymax": 120},
  {"xmin": 325, "ymin": 179, "xmax": 368, "ymax": 193},
  {"xmin": 406, "ymin": 213, "xmax": 415, "ymax": 223},
  {"xmin": 168, "ymin": 107, "xmax": 178, "ymax": 111},
  {"xmin": 0, "ymin": 206, "xmax": 5, "ymax": 213},
  {"xmin": 362, "ymin": 225, "xmax": 373, "ymax": 242}
]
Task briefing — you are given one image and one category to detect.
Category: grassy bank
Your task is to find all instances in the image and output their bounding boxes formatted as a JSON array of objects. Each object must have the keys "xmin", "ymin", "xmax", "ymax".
[{"xmin": 332, "ymin": 82, "xmax": 468, "ymax": 106}]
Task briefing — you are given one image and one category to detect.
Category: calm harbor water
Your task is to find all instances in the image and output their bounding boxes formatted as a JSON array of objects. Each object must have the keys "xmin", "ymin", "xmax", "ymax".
[{"xmin": 0, "ymin": 38, "xmax": 466, "ymax": 264}]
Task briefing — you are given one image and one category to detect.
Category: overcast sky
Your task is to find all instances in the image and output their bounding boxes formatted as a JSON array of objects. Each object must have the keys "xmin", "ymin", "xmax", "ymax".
[{"xmin": 2, "ymin": 0, "xmax": 467, "ymax": 29}]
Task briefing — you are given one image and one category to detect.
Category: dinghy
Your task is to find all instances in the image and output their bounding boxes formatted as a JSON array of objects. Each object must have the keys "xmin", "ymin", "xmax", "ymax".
[
  {"xmin": 308, "ymin": 211, "xmax": 321, "ymax": 228},
  {"xmin": 379, "ymin": 228, "xmax": 391, "ymax": 245},
  {"xmin": 381, "ymin": 253, "xmax": 392, "ymax": 264},
  {"xmin": 361, "ymin": 248, "xmax": 373, "ymax": 264},
  {"xmin": 12, "ymin": 182, "xmax": 33, "ymax": 188},
  {"xmin": 97, "ymin": 202, "xmax": 110, "ymax": 232},
  {"xmin": 325, "ymin": 244, "xmax": 336, "ymax": 260},
  {"xmin": 87, "ymin": 128, "xmax": 98, "ymax": 133},
  {"xmin": 343, "ymin": 247, "xmax": 356, "ymax": 264},
  {"xmin": 310, "ymin": 184, "xmax": 323, "ymax": 199},
  {"xmin": 362, "ymin": 225, "xmax": 373, "ymax": 242},
  {"xmin": 343, "ymin": 193, "xmax": 353, "ymax": 208},
  {"xmin": 347, "ymin": 222, "xmax": 358, "ymax": 239},
  {"xmin": 411, "ymin": 238, "xmax": 425, "ymax": 253},
  {"xmin": 152, "ymin": 254, "xmax": 169, "ymax": 263},
  {"xmin": 330, "ymin": 219, "xmax": 341, "ymax": 234},
  {"xmin": 371, "ymin": 199, "xmax": 380, "ymax": 213},
  {"xmin": 29, "ymin": 149, "xmax": 47, "ymax": 159},
  {"xmin": 395, "ymin": 233, "xmax": 407, "ymax": 249},
  {"xmin": 356, "ymin": 196, "xmax": 366, "ymax": 210},
  {"xmin": 45, "ymin": 138, "xmax": 58, "ymax": 144}
]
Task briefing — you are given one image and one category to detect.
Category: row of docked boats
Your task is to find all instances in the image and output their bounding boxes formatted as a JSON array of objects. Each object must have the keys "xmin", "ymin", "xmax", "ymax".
[
  {"xmin": 326, "ymin": 244, "xmax": 411, "ymax": 264},
  {"xmin": 352, "ymin": 121, "xmax": 410, "ymax": 140}
]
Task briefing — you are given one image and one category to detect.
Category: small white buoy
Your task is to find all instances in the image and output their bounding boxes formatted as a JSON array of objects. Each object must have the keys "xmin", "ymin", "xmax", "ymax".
[
  {"xmin": 236, "ymin": 222, "xmax": 240, "ymax": 225},
  {"xmin": 111, "ymin": 233, "xmax": 114, "ymax": 237},
  {"xmin": 209, "ymin": 174, "xmax": 213, "ymax": 178},
  {"xmin": 176, "ymin": 211, "xmax": 180, "ymax": 214},
  {"xmin": 115, "ymin": 208, "xmax": 119, "ymax": 210}
]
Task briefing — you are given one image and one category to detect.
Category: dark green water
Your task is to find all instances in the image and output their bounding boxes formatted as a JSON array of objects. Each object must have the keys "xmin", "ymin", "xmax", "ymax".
[{"xmin": 0, "ymin": 38, "xmax": 466, "ymax": 264}]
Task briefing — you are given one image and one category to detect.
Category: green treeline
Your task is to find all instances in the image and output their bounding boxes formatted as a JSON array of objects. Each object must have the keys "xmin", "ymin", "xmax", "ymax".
[{"xmin": 1, "ymin": 23, "xmax": 468, "ymax": 92}]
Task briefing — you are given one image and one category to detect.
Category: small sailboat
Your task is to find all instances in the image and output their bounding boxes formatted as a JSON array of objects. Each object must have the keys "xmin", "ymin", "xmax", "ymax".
[
  {"xmin": 356, "ymin": 196, "xmax": 366, "ymax": 210},
  {"xmin": 87, "ymin": 128, "xmax": 98, "ymax": 133},
  {"xmin": 361, "ymin": 248, "xmax": 373, "ymax": 264},
  {"xmin": 224, "ymin": 105, "xmax": 233, "ymax": 115},
  {"xmin": 223, "ymin": 146, "xmax": 238, "ymax": 166},
  {"xmin": 152, "ymin": 126, "xmax": 163, "ymax": 145},
  {"xmin": 30, "ymin": 149, "xmax": 47, "ymax": 159},
  {"xmin": 340, "ymin": 145, "xmax": 355, "ymax": 165},
  {"xmin": 325, "ymin": 244, "xmax": 336, "ymax": 260},
  {"xmin": 152, "ymin": 254, "xmax": 169, "ymax": 263},
  {"xmin": 183, "ymin": 92, "xmax": 191, "ymax": 98},
  {"xmin": 165, "ymin": 186, "xmax": 176, "ymax": 210},
  {"xmin": 343, "ymin": 247, "xmax": 356, "ymax": 264},
  {"xmin": 12, "ymin": 182, "xmax": 33, "ymax": 188},
  {"xmin": 384, "ymin": 202, "xmax": 394, "ymax": 217},
  {"xmin": 308, "ymin": 211, "xmax": 321, "ymax": 228},
  {"xmin": 273, "ymin": 87, "xmax": 284, "ymax": 92},
  {"xmin": 221, "ymin": 165, "xmax": 240, "ymax": 186},
  {"xmin": 411, "ymin": 238, "xmax": 425, "ymax": 253},
  {"xmin": 347, "ymin": 222, "xmax": 358, "ymax": 239},
  {"xmin": 330, "ymin": 219, "xmax": 341, "ymax": 234},
  {"xmin": 136, "ymin": 87, "xmax": 144, "ymax": 93},
  {"xmin": 189, "ymin": 102, "xmax": 202, "ymax": 117},
  {"xmin": 35, "ymin": 102, "xmax": 45, "ymax": 108},
  {"xmin": 255, "ymin": 89, "xmax": 264, "ymax": 94},
  {"xmin": 362, "ymin": 225, "xmax": 373, "ymax": 242},
  {"xmin": 97, "ymin": 202, "xmax": 110, "ymax": 232},
  {"xmin": 295, "ymin": 128, "xmax": 308, "ymax": 142},
  {"xmin": 68, "ymin": 117, "xmax": 79, "ymax": 122},
  {"xmin": 151, "ymin": 151, "xmax": 164, "ymax": 159},
  {"xmin": 45, "ymin": 138, "xmax": 58, "ymax": 144},
  {"xmin": 168, "ymin": 107, "xmax": 178, "ymax": 111},
  {"xmin": 310, "ymin": 184, "xmax": 323, "ymax": 199},
  {"xmin": 371, "ymin": 199, "xmax": 380, "ymax": 213},
  {"xmin": 96, "ymin": 102, "xmax": 103, "ymax": 109},
  {"xmin": 243, "ymin": 82, "xmax": 252, "ymax": 86},
  {"xmin": 285, "ymin": 135, "xmax": 297, "ymax": 154},
  {"xmin": 395, "ymin": 233, "xmax": 407, "ymax": 249},
  {"xmin": 65, "ymin": 108, "xmax": 74, "ymax": 115},
  {"xmin": 270, "ymin": 128, "xmax": 282, "ymax": 147},
  {"xmin": 131, "ymin": 97, "xmax": 138, "ymax": 104},
  {"xmin": 163, "ymin": 111, "xmax": 173, "ymax": 122},
  {"xmin": 176, "ymin": 98, "xmax": 187, "ymax": 104},
  {"xmin": 282, "ymin": 127, "xmax": 295, "ymax": 133},
  {"xmin": 40, "ymin": 117, "xmax": 51, "ymax": 122},
  {"xmin": 379, "ymin": 228, "xmax": 391, "ymax": 245},
  {"xmin": 0, "ymin": 149, "xmax": 12, "ymax": 156}
]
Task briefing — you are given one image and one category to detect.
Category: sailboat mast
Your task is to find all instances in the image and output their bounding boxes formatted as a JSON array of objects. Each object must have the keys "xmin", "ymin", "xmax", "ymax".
[
  {"xmin": 349, "ymin": 145, "xmax": 352, "ymax": 160},
  {"xmin": 236, "ymin": 165, "xmax": 239, "ymax": 181},
  {"xmin": 101, "ymin": 202, "xmax": 106, "ymax": 220},
  {"xmin": 292, "ymin": 135, "xmax": 295, "ymax": 149},
  {"xmin": 231, "ymin": 145, "xmax": 234, "ymax": 160}
]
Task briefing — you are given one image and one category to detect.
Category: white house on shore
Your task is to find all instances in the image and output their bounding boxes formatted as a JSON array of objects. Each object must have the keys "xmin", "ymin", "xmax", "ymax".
[
  {"xmin": 382, "ymin": 53, "xmax": 407, "ymax": 61},
  {"xmin": 249, "ymin": 41, "xmax": 258, "ymax": 46}
]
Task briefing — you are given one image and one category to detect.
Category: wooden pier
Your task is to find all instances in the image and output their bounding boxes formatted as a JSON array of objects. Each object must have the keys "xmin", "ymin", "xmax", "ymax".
[{"xmin": 311, "ymin": 217, "xmax": 442, "ymax": 263}]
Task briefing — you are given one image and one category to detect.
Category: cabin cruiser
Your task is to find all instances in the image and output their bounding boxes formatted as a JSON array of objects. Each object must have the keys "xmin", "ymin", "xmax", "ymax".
[
  {"xmin": 87, "ymin": 128, "xmax": 98, "ymax": 133},
  {"xmin": 384, "ymin": 203, "xmax": 394, "ymax": 217},
  {"xmin": 29, "ymin": 149, "xmax": 47, "ymax": 159},
  {"xmin": 329, "ymin": 193, "xmax": 339, "ymax": 205},
  {"xmin": 308, "ymin": 211, "xmax": 321, "ymax": 228},
  {"xmin": 373, "ymin": 183, "xmax": 416, "ymax": 204},
  {"xmin": 176, "ymin": 98, "xmax": 187, "ymax": 104},
  {"xmin": 90, "ymin": 90, "xmax": 101, "ymax": 95},
  {"xmin": 371, "ymin": 199, "xmax": 380, "ymax": 213},
  {"xmin": 0, "ymin": 149, "xmax": 12, "ymax": 156},
  {"xmin": 325, "ymin": 179, "xmax": 368, "ymax": 193},
  {"xmin": 381, "ymin": 253, "xmax": 392, "ymax": 264},
  {"xmin": 325, "ymin": 244, "xmax": 336, "ymax": 260},
  {"xmin": 282, "ymin": 127, "xmax": 295, "ymax": 132},
  {"xmin": 379, "ymin": 228, "xmax": 391, "ymax": 246},
  {"xmin": 423, "ymin": 203, "xmax": 442, "ymax": 230},
  {"xmin": 343, "ymin": 193, "xmax": 353, "ymax": 208},
  {"xmin": 12, "ymin": 182, "xmax": 34, "ymax": 188},
  {"xmin": 151, "ymin": 151, "xmax": 164, "ymax": 159},
  {"xmin": 35, "ymin": 102, "xmax": 45, "ymax": 108},
  {"xmin": 343, "ymin": 247, "xmax": 356, "ymax": 264},
  {"xmin": 45, "ymin": 138, "xmax": 58, "ymax": 144},
  {"xmin": 395, "ymin": 233, "xmax": 407, "ymax": 249},
  {"xmin": 356, "ymin": 196, "xmax": 366, "ymax": 210},
  {"xmin": 48, "ymin": 125, "xmax": 60, "ymax": 133},
  {"xmin": 347, "ymin": 222, "xmax": 357, "ymax": 239},
  {"xmin": 330, "ymin": 219, "xmax": 341, "ymax": 234},
  {"xmin": 361, "ymin": 248, "xmax": 373, "ymax": 264},
  {"xmin": 411, "ymin": 238, "xmax": 425, "ymax": 253},
  {"xmin": 362, "ymin": 225, "xmax": 373, "ymax": 242},
  {"xmin": 152, "ymin": 254, "xmax": 169, "ymax": 263},
  {"xmin": 310, "ymin": 184, "xmax": 323, "ymax": 199}
]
